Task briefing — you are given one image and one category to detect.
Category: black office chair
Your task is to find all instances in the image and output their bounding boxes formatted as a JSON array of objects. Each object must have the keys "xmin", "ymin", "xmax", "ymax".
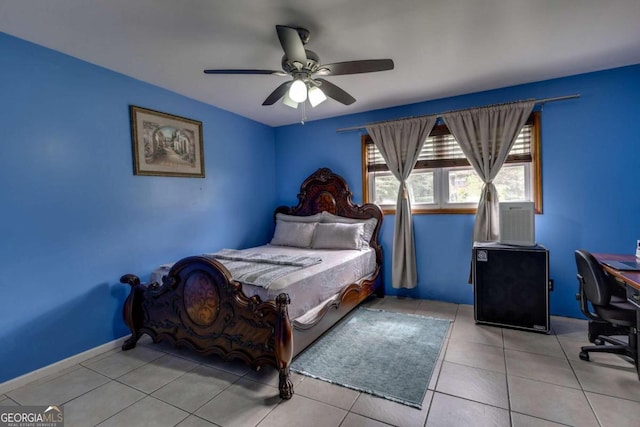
[{"xmin": 574, "ymin": 249, "xmax": 637, "ymax": 364}]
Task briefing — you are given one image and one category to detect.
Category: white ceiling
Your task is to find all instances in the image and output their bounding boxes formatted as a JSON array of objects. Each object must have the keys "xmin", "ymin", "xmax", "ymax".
[{"xmin": 2, "ymin": 0, "xmax": 640, "ymax": 127}]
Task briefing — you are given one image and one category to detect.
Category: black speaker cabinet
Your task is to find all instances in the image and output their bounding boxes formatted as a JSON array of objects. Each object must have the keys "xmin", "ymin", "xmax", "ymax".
[{"xmin": 473, "ymin": 242, "xmax": 550, "ymax": 333}]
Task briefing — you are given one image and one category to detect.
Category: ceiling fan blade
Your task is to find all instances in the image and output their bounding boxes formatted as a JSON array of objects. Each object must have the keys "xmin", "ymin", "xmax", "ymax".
[
  {"xmin": 320, "ymin": 59, "xmax": 394, "ymax": 76},
  {"xmin": 315, "ymin": 79, "xmax": 356, "ymax": 105},
  {"xmin": 262, "ymin": 81, "xmax": 293, "ymax": 105},
  {"xmin": 276, "ymin": 25, "xmax": 307, "ymax": 64},
  {"xmin": 204, "ymin": 69, "xmax": 287, "ymax": 76}
]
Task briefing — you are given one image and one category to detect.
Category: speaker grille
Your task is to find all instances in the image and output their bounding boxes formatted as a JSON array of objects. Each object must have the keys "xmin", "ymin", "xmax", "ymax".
[{"xmin": 474, "ymin": 245, "xmax": 549, "ymax": 332}]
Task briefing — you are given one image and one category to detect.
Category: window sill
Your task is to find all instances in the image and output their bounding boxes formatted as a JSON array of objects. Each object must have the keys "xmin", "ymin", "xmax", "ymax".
[
  {"xmin": 381, "ymin": 206, "xmax": 542, "ymax": 215},
  {"xmin": 381, "ymin": 207, "xmax": 477, "ymax": 215}
]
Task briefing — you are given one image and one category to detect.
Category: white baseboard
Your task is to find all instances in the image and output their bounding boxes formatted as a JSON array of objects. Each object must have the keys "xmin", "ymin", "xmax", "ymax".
[{"xmin": 0, "ymin": 337, "xmax": 127, "ymax": 396}]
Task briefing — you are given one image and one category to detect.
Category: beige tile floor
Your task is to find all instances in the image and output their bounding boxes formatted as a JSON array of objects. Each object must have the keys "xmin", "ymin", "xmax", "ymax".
[{"xmin": 2, "ymin": 297, "xmax": 640, "ymax": 426}]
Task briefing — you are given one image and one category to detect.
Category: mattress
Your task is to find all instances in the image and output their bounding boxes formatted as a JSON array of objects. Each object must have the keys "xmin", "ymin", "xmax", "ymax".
[{"xmin": 150, "ymin": 245, "xmax": 377, "ymax": 320}]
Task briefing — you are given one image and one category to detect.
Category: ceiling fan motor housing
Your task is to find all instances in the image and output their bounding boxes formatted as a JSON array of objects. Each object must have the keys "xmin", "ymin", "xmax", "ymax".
[{"xmin": 281, "ymin": 50, "xmax": 320, "ymax": 75}]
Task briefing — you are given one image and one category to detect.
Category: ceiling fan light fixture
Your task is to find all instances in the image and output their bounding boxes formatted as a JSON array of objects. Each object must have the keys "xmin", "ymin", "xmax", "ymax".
[
  {"xmin": 282, "ymin": 91, "xmax": 299, "ymax": 109},
  {"xmin": 288, "ymin": 79, "xmax": 307, "ymax": 103},
  {"xmin": 308, "ymin": 86, "xmax": 327, "ymax": 107}
]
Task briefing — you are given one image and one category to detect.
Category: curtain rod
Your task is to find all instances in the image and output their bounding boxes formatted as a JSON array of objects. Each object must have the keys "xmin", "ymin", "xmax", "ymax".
[{"xmin": 335, "ymin": 94, "xmax": 580, "ymax": 133}]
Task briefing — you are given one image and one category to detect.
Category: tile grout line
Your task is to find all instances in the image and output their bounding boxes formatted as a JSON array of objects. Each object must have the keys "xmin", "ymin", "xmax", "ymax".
[
  {"xmin": 556, "ymin": 332, "xmax": 605, "ymax": 426},
  {"xmin": 499, "ymin": 327, "xmax": 514, "ymax": 427},
  {"xmin": 78, "ymin": 348, "xmax": 219, "ymax": 426}
]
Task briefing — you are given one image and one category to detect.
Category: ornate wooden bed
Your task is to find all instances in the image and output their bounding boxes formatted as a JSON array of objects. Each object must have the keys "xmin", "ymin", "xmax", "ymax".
[{"xmin": 119, "ymin": 168, "xmax": 383, "ymax": 399}]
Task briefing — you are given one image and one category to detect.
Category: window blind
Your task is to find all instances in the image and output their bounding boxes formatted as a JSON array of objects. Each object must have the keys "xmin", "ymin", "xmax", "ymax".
[{"xmin": 366, "ymin": 115, "xmax": 534, "ymax": 172}]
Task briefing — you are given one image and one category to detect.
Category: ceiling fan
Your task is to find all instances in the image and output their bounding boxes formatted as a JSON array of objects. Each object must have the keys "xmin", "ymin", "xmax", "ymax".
[{"xmin": 204, "ymin": 25, "xmax": 394, "ymax": 109}]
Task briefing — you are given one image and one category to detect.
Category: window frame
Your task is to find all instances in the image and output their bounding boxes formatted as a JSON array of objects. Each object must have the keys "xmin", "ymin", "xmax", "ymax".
[{"xmin": 361, "ymin": 112, "xmax": 542, "ymax": 215}]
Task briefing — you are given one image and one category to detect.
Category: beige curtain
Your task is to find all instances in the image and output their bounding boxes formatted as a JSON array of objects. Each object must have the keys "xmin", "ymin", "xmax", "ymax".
[
  {"xmin": 442, "ymin": 100, "xmax": 535, "ymax": 242},
  {"xmin": 366, "ymin": 116, "xmax": 437, "ymax": 289}
]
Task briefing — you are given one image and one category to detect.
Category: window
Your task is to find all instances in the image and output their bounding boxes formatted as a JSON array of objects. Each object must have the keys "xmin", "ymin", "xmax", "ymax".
[{"xmin": 362, "ymin": 112, "xmax": 541, "ymax": 214}]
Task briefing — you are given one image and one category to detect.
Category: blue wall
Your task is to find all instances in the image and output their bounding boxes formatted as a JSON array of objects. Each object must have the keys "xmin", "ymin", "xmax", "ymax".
[
  {"xmin": 275, "ymin": 64, "xmax": 640, "ymax": 319},
  {"xmin": 0, "ymin": 33, "xmax": 277, "ymax": 383}
]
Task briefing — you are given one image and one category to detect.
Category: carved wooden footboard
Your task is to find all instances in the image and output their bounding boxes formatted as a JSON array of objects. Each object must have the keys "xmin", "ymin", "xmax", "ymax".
[
  {"xmin": 120, "ymin": 256, "xmax": 294, "ymax": 398},
  {"xmin": 119, "ymin": 168, "xmax": 384, "ymax": 400}
]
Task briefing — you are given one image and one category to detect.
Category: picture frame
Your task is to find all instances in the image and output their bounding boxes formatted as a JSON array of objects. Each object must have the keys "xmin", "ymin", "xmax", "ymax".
[{"xmin": 129, "ymin": 105, "xmax": 205, "ymax": 177}]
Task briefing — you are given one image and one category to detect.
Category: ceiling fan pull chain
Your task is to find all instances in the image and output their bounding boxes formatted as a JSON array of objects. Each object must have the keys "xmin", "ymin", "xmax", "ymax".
[{"xmin": 301, "ymin": 101, "xmax": 307, "ymax": 125}]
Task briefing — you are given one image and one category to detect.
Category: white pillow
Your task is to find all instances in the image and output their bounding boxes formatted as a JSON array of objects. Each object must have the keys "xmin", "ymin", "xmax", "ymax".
[
  {"xmin": 275, "ymin": 212, "xmax": 323, "ymax": 223},
  {"xmin": 270, "ymin": 220, "xmax": 317, "ymax": 248},
  {"xmin": 320, "ymin": 212, "xmax": 378, "ymax": 247},
  {"xmin": 311, "ymin": 222, "xmax": 365, "ymax": 250}
]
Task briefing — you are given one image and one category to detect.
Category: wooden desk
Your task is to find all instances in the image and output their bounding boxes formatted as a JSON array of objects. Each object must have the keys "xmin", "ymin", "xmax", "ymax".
[
  {"xmin": 593, "ymin": 253, "xmax": 640, "ymax": 379},
  {"xmin": 594, "ymin": 253, "xmax": 640, "ymax": 298}
]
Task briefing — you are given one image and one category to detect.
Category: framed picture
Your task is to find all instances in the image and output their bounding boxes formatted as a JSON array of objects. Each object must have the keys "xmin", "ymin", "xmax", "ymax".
[{"xmin": 130, "ymin": 105, "xmax": 205, "ymax": 177}]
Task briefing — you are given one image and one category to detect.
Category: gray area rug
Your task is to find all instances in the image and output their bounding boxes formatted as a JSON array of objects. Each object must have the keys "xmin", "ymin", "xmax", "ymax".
[{"xmin": 291, "ymin": 307, "xmax": 450, "ymax": 408}]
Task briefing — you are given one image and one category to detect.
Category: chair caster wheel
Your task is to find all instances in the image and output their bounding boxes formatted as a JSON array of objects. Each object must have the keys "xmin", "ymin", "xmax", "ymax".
[
  {"xmin": 594, "ymin": 338, "xmax": 604, "ymax": 346},
  {"xmin": 579, "ymin": 351, "xmax": 590, "ymax": 361}
]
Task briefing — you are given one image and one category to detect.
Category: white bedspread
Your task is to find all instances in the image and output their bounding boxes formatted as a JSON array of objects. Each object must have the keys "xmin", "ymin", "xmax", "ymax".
[{"xmin": 150, "ymin": 245, "xmax": 377, "ymax": 320}]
